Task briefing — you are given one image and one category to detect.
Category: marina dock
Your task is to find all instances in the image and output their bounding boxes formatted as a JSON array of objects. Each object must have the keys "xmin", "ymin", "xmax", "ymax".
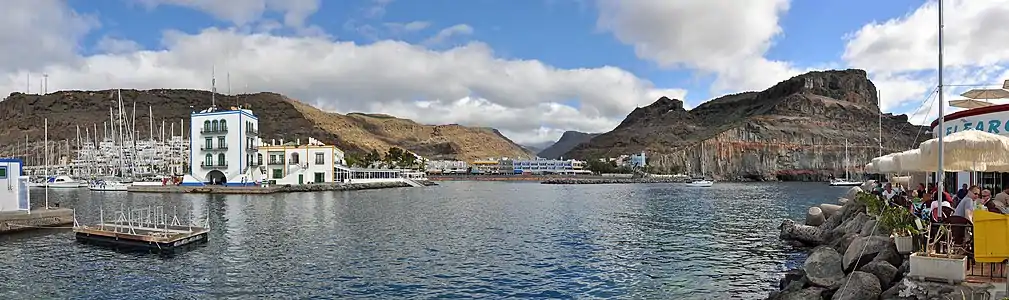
[
  {"xmin": 73, "ymin": 206, "xmax": 209, "ymax": 254},
  {"xmin": 0, "ymin": 208, "xmax": 75, "ymax": 234}
]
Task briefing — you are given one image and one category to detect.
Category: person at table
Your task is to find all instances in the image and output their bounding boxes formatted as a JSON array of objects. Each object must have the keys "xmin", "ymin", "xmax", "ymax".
[
  {"xmin": 882, "ymin": 183, "xmax": 898, "ymax": 201},
  {"xmin": 953, "ymin": 185, "xmax": 979, "ymax": 221},
  {"xmin": 955, "ymin": 183, "xmax": 969, "ymax": 200},
  {"xmin": 993, "ymin": 187, "xmax": 1009, "ymax": 210}
]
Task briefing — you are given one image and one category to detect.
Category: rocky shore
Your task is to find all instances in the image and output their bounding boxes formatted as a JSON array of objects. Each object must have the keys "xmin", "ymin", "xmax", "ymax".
[
  {"xmin": 540, "ymin": 177, "xmax": 684, "ymax": 184},
  {"xmin": 772, "ymin": 183, "xmax": 992, "ymax": 300}
]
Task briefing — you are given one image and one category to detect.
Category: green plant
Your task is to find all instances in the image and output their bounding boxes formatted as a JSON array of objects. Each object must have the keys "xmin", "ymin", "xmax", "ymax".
[
  {"xmin": 878, "ymin": 204, "xmax": 920, "ymax": 237},
  {"xmin": 855, "ymin": 192, "xmax": 886, "ymax": 216}
]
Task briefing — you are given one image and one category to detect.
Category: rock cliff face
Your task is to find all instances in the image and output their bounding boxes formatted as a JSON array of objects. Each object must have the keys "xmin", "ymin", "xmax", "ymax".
[
  {"xmin": 0, "ymin": 89, "xmax": 532, "ymax": 162},
  {"xmin": 564, "ymin": 69, "xmax": 930, "ymax": 181},
  {"xmin": 537, "ymin": 131, "xmax": 600, "ymax": 159}
]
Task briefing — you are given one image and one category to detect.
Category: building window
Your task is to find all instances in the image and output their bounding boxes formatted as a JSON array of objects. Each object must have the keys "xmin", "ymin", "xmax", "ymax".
[
  {"xmin": 0, "ymin": 166, "xmax": 6, "ymax": 179},
  {"xmin": 203, "ymin": 120, "xmax": 211, "ymax": 132},
  {"xmin": 314, "ymin": 172, "xmax": 324, "ymax": 183},
  {"xmin": 315, "ymin": 152, "xmax": 325, "ymax": 165},
  {"xmin": 290, "ymin": 152, "xmax": 299, "ymax": 164},
  {"xmin": 218, "ymin": 153, "xmax": 226, "ymax": 166},
  {"xmin": 257, "ymin": 153, "xmax": 263, "ymax": 166},
  {"xmin": 211, "ymin": 120, "xmax": 219, "ymax": 131},
  {"xmin": 205, "ymin": 154, "xmax": 213, "ymax": 166},
  {"xmin": 273, "ymin": 169, "xmax": 283, "ymax": 179},
  {"xmin": 220, "ymin": 119, "xmax": 227, "ymax": 131},
  {"xmin": 205, "ymin": 138, "xmax": 212, "ymax": 150},
  {"xmin": 218, "ymin": 137, "xmax": 226, "ymax": 149}
]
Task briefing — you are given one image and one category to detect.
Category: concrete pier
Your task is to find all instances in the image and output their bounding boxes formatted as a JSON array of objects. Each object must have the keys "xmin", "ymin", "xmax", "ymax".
[
  {"xmin": 0, "ymin": 208, "xmax": 75, "ymax": 234},
  {"xmin": 128, "ymin": 180, "xmax": 435, "ymax": 194}
]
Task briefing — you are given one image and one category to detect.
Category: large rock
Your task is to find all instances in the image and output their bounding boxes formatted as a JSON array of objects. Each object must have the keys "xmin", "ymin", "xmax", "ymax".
[
  {"xmin": 859, "ymin": 260, "xmax": 899, "ymax": 290},
  {"xmin": 780, "ymin": 219, "xmax": 824, "ymax": 245},
  {"xmin": 819, "ymin": 203, "xmax": 842, "ymax": 218},
  {"xmin": 769, "ymin": 287, "xmax": 827, "ymax": 300},
  {"xmin": 844, "ymin": 187, "xmax": 863, "ymax": 201},
  {"xmin": 561, "ymin": 69, "xmax": 930, "ymax": 179},
  {"xmin": 778, "ymin": 269, "xmax": 808, "ymax": 291},
  {"xmin": 880, "ymin": 278, "xmax": 992, "ymax": 300},
  {"xmin": 842, "ymin": 236, "xmax": 893, "ymax": 272},
  {"xmin": 806, "ymin": 206, "xmax": 825, "ymax": 226},
  {"xmin": 804, "ymin": 246, "xmax": 846, "ymax": 288},
  {"xmin": 831, "ymin": 271, "xmax": 881, "ymax": 300}
]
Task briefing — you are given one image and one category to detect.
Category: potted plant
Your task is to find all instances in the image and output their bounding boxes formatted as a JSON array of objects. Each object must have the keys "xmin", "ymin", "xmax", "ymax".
[
  {"xmin": 908, "ymin": 223, "xmax": 968, "ymax": 283},
  {"xmin": 877, "ymin": 204, "xmax": 921, "ymax": 254}
]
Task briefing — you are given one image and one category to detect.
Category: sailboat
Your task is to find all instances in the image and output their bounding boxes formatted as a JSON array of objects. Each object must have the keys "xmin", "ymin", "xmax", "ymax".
[
  {"xmin": 830, "ymin": 139, "xmax": 862, "ymax": 186},
  {"xmin": 685, "ymin": 143, "xmax": 714, "ymax": 187}
]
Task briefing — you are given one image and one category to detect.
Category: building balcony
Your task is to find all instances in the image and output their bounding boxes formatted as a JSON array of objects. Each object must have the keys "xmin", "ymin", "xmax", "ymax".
[
  {"xmin": 289, "ymin": 159, "xmax": 300, "ymax": 165},
  {"xmin": 200, "ymin": 145, "xmax": 229, "ymax": 151},
  {"xmin": 268, "ymin": 160, "xmax": 284, "ymax": 165},
  {"xmin": 201, "ymin": 163, "xmax": 228, "ymax": 169},
  {"xmin": 247, "ymin": 144, "xmax": 259, "ymax": 150},
  {"xmin": 200, "ymin": 127, "xmax": 228, "ymax": 134},
  {"xmin": 246, "ymin": 128, "xmax": 258, "ymax": 135}
]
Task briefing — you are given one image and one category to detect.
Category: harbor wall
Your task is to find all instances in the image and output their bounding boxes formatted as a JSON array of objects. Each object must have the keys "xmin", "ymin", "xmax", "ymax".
[
  {"xmin": 129, "ymin": 180, "xmax": 434, "ymax": 194},
  {"xmin": 0, "ymin": 208, "xmax": 74, "ymax": 234}
]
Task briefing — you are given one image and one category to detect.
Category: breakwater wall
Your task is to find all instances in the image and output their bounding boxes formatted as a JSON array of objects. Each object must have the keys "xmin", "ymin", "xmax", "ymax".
[
  {"xmin": 772, "ymin": 184, "xmax": 991, "ymax": 300},
  {"xmin": 129, "ymin": 180, "xmax": 435, "ymax": 194},
  {"xmin": 0, "ymin": 208, "xmax": 75, "ymax": 234}
]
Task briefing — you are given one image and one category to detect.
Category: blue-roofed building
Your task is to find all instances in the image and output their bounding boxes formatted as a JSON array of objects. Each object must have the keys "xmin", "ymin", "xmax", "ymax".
[{"xmin": 0, "ymin": 158, "xmax": 30, "ymax": 212}]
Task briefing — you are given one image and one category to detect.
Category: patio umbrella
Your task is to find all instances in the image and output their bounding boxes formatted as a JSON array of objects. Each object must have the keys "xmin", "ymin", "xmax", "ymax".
[
  {"xmin": 949, "ymin": 98, "xmax": 994, "ymax": 109},
  {"xmin": 960, "ymin": 88, "xmax": 1009, "ymax": 100},
  {"xmin": 876, "ymin": 153, "xmax": 900, "ymax": 173},
  {"xmin": 864, "ymin": 162, "xmax": 877, "ymax": 173},
  {"xmin": 918, "ymin": 130, "xmax": 1009, "ymax": 172},
  {"xmin": 893, "ymin": 149, "xmax": 923, "ymax": 172}
]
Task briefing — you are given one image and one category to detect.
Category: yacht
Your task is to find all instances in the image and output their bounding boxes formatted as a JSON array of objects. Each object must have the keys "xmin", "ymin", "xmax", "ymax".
[
  {"xmin": 829, "ymin": 139, "xmax": 863, "ymax": 187},
  {"xmin": 685, "ymin": 177, "xmax": 714, "ymax": 187},
  {"xmin": 88, "ymin": 178, "xmax": 131, "ymax": 191},
  {"xmin": 45, "ymin": 175, "xmax": 85, "ymax": 188}
]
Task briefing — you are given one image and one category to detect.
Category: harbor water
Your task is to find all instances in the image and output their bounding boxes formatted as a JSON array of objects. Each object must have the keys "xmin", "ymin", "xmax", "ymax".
[{"xmin": 0, "ymin": 181, "xmax": 842, "ymax": 299}]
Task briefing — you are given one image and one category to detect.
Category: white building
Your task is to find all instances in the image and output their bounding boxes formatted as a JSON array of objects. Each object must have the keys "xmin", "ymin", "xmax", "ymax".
[
  {"xmin": 0, "ymin": 159, "xmax": 30, "ymax": 212},
  {"xmin": 425, "ymin": 160, "xmax": 468, "ymax": 174},
  {"xmin": 255, "ymin": 137, "xmax": 344, "ymax": 185},
  {"xmin": 185, "ymin": 106, "xmax": 259, "ymax": 186}
]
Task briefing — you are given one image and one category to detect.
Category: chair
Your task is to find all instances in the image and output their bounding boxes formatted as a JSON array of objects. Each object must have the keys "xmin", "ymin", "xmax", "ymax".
[{"xmin": 944, "ymin": 216, "xmax": 974, "ymax": 270}]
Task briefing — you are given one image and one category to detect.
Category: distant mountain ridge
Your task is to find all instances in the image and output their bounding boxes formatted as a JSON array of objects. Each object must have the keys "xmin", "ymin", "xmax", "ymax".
[
  {"xmin": 0, "ymin": 89, "xmax": 533, "ymax": 162},
  {"xmin": 537, "ymin": 131, "xmax": 600, "ymax": 159},
  {"xmin": 563, "ymin": 69, "xmax": 929, "ymax": 181}
]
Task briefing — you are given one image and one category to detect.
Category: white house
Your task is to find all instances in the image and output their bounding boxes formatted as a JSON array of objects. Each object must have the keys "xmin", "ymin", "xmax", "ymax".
[
  {"xmin": 255, "ymin": 137, "xmax": 344, "ymax": 185},
  {"xmin": 0, "ymin": 159, "xmax": 30, "ymax": 212},
  {"xmin": 185, "ymin": 106, "xmax": 259, "ymax": 186}
]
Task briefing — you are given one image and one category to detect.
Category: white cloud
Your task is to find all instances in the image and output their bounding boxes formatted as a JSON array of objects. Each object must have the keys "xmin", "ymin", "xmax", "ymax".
[
  {"xmin": 0, "ymin": 0, "xmax": 97, "ymax": 73},
  {"xmin": 385, "ymin": 21, "xmax": 431, "ymax": 33},
  {"xmin": 596, "ymin": 0, "xmax": 803, "ymax": 95},
  {"xmin": 94, "ymin": 36, "xmax": 142, "ymax": 54},
  {"xmin": 0, "ymin": 3, "xmax": 684, "ymax": 145},
  {"xmin": 843, "ymin": 0, "xmax": 1009, "ymax": 121},
  {"xmin": 424, "ymin": 24, "xmax": 475, "ymax": 46}
]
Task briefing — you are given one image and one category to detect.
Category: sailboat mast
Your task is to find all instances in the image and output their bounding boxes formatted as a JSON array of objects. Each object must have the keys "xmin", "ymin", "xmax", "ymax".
[
  {"xmin": 878, "ymin": 89, "xmax": 883, "ymax": 157},
  {"xmin": 844, "ymin": 139, "xmax": 850, "ymax": 180},
  {"xmin": 936, "ymin": 0, "xmax": 946, "ymax": 192}
]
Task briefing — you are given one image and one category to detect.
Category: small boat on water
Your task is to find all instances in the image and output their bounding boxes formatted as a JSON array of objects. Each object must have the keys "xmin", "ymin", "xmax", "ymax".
[
  {"xmin": 685, "ymin": 177, "xmax": 714, "ymax": 187},
  {"xmin": 45, "ymin": 175, "xmax": 85, "ymax": 188},
  {"xmin": 829, "ymin": 179, "xmax": 863, "ymax": 187}
]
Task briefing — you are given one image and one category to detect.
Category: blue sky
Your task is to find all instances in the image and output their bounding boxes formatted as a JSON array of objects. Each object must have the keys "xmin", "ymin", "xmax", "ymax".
[{"xmin": 6, "ymin": 0, "xmax": 1007, "ymax": 144}]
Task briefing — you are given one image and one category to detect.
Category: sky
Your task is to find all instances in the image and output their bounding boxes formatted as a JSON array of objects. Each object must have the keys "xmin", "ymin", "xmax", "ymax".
[{"xmin": 2, "ymin": 0, "xmax": 1009, "ymax": 146}]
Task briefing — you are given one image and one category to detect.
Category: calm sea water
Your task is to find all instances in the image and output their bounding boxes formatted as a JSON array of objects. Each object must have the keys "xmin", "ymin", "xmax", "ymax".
[{"xmin": 0, "ymin": 181, "xmax": 844, "ymax": 299}]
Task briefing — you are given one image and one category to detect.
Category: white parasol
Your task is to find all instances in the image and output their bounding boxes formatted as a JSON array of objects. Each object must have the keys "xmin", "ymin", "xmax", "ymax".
[{"xmin": 918, "ymin": 130, "xmax": 1009, "ymax": 172}]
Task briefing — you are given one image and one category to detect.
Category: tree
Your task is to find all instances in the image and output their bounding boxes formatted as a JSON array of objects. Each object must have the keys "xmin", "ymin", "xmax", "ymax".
[
  {"xmin": 398, "ymin": 153, "xmax": 417, "ymax": 169},
  {"xmin": 345, "ymin": 152, "xmax": 362, "ymax": 167},
  {"xmin": 364, "ymin": 149, "xmax": 382, "ymax": 167},
  {"xmin": 586, "ymin": 159, "xmax": 616, "ymax": 174}
]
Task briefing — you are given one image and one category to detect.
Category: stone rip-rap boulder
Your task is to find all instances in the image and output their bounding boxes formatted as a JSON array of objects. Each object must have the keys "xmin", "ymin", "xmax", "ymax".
[
  {"xmin": 831, "ymin": 271, "xmax": 881, "ymax": 300},
  {"xmin": 859, "ymin": 260, "xmax": 899, "ymax": 291},
  {"xmin": 880, "ymin": 278, "xmax": 992, "ymax": 300},
  {"xmin": 779, "ymin": 219, "xmax": 823, "ymax": 245},
  {"xmin": 806, "ymin": 206, "xmax": 825, "ymax": 226},
  {"xmin": 844, "ymin": 186, "xmax": 863, "ymax": 202},
  {"xmin": 842, "ymin": 236, "xmax": 892, "ymax": 272},
  {"xmin": 769, "ymin": 287, "xmax": 828, "ymax": 300},
  {"xmin": 804, "ymin": 246, "xmax": 845, "ymax": 288}
]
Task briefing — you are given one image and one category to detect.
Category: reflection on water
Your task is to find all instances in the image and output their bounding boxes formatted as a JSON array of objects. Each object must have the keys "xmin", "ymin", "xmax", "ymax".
[{"xmin": 0, "ymin": 182, "xmax": 840, "ymax": 299}]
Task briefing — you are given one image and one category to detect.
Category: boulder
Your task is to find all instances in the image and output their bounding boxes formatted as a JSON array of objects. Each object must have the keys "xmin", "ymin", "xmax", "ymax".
[
  {"xmin": 844, "ymin": 186, "xmax": 863, "ymax": 201},
  {"xmin": 804, "ymin": 246, "xmax": 846, "ymax": 288},
  {"xmin": 819, "ymin": 203, "xmax": 842, "ymax": 218},
  {"xmin": 806, "ymin": 206, "xmax": 825, "ymax": 226},
  {"xmin": 859, "ymin": 260, "xmax": 899, "ymax": 290},
  {"xmin": 778, "ymin": 269, "xmax": 808, "ymax": 291},
  {"xmin": 831, "ymin": 271, "xmax": 881, "ymax": 300},
  {"xmin": 842, "ymin": 236, "xmax": 892, "ymax": 272},
  {"xmin": 780, "ymin": 219, "xmax": 824, "ymax": 245},
  {"xmin": 880, "ymin": 278, "xmax": 992, "ymax": 300},
  {"xmin": 828, "ymin": 233, "xmax": 858, "ymax": 256},
  {"xmin": 837, "ymin": 197, "xmax": 850, "ymax": 205},
  {"xmin": 859, "ymin": 219, "xmax": 877, "ymax": 236},
  {"xmin": 834, "ymin": 213, "xmax": 870, "ymax": 236}
]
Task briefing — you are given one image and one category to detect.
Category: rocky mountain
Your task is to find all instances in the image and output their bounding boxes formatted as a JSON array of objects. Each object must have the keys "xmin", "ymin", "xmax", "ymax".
[
  {"xmin": 564, "ymin": 69, "xmax": 930, "ymax": 181},
  {"xmin": 537, "ymin": 131, "xmax": 600, "ymax": 159},
  {"xmin": 0, "ymin": 89, "xmax": 532, "ymax": 162}
]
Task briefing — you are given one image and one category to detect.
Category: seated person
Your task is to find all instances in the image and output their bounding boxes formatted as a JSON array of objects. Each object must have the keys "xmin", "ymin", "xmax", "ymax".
[{"xmin": 952, "ymin": 185, "xmax": 980, "ymax": 222}]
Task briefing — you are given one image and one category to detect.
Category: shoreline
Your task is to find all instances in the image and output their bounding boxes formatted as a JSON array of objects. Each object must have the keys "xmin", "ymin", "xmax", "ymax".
[{"xmin": 128, "ymin": 180, "xmax": 436, "ymax": 194}]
